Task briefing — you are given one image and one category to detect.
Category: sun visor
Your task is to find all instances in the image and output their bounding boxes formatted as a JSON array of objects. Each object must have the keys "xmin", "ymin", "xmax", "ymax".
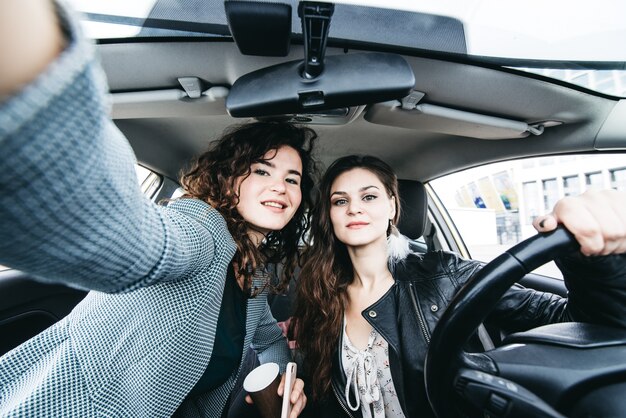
[
  {"xmin": 110, "ymin": 86, "xmax": 229, "ymax": 119},
  {"xmin": 365, "ymin": 99, "xmax": 549, "ymax": 140}
]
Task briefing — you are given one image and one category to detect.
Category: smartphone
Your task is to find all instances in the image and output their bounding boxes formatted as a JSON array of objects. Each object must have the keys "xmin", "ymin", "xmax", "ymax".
[{"xmin": 281, "ymin": 362, "xmax": 297, "ymax": 418}]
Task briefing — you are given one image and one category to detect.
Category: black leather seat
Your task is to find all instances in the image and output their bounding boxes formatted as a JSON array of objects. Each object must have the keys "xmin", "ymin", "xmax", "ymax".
[{"xmin": 397, "ymin": 179, "xmax": 428, "ymax": 240}]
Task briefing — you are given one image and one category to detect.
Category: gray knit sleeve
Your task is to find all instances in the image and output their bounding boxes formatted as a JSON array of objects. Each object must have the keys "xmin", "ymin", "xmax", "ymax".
[
  {"xmin": 0, "ymin": 3, "xmax": 212, "ymax": 293},
  {"xmin": 252, "ymin": 300, "xmax": 292, "ymax": 373}
]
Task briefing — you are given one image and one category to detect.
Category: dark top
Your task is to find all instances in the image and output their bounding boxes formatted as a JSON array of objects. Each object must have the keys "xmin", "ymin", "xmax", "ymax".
[{"xmin": 187, "ymin": 264, "xmax": 247, "ymax": 398}]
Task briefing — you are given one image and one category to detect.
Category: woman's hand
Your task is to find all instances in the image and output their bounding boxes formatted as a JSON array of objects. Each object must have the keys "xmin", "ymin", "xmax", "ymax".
[
  {"xmin": 0, "ymin": 0, "xmax": 64, "ymax": 101},
  {"xmin": 244, "ymin": 374, "xmax": 307, "ymax": 417},
  {"xmin": 533, "ymin": 189, "xmax": 626, "ymax": 256},
  {"xmin": 278, "ymin": 374, "xmax": 307, "ymax": 417}
]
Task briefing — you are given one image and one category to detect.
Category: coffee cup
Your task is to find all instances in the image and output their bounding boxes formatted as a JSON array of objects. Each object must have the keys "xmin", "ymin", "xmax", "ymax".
[{"xmin": 243, "ymin": 362, "xmax": 282, "ymax": 418}]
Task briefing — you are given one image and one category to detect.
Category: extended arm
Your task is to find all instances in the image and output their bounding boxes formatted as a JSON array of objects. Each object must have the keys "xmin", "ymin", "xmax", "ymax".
[
  {"xmin": 252, "ymin": 300, "xmax": 292, "ymax": 369},
  {"xmin": 0, "ymin": 1, "xmax": 210, "ymax": 292}
]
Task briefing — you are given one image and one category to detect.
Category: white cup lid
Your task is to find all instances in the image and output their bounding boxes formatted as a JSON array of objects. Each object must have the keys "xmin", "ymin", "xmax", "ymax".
[{"xmin": 243, "ymin": 362, "xmax": 280, "ymax": 392}]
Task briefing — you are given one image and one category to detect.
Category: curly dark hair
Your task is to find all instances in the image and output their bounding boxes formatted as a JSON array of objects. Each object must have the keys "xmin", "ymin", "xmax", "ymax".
[
  {"xmin": 180, "ymin": 121, "xmax": 318, "ymax": 295},
  {"xmin": 290, "ymin": 155, "xmax": 400, "ymax": 400}
]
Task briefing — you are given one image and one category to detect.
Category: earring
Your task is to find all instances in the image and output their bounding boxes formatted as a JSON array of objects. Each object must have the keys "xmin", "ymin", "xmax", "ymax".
[{"xmin": 387, "ymin": 220, "xmax": 410, "ymax": 264}]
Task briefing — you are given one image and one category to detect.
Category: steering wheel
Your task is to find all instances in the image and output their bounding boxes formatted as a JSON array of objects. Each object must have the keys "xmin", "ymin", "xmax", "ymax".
[{"xmin": 424, "ymin": 227, "xmax": 626, "ymax": 417}]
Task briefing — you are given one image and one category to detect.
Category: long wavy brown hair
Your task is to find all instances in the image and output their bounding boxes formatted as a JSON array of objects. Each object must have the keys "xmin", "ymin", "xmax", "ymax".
[
  {"xmin": 180, "ymin": 122, "xmax": 318, "ymax": 294},
  {"xmin": 291, "ymin": 155, "xmax": 401, "ymax": 399}
]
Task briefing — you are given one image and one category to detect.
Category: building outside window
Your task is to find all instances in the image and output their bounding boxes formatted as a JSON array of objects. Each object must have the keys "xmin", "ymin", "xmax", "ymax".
[
  {"xmin": 610, "ymin": 168, "xmax": 626, "ymax": 190},
  {"xmin": 430, "ymin": 153, "xmax": 625, "ymax": 279},
  {"xmin": 562, "ymin": 175, "xmax": 580, "ymax": 196},
  {"xmin": 522, "ymin": 181, "xmax": 540, "ymax": 224},
  {"xmin": 538, "ymin": 157, "xmax": 555, "ymax": 167},
  {"xmin": 559, "ymin": 155, "xmax": 577, "ymax": 163},
  {"xmin": 542, "ymin": 178, "xmax": 558, "ymax": 211},
  {"xmin": 585, "ymin": 171, "xmax": 603, "ymax": 190}
]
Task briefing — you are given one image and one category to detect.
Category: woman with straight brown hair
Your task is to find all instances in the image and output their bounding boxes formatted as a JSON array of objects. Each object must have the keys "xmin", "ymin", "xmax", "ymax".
[{"xmin": 292, "ymin": 155, "xmax": 626, "ymax": 417}]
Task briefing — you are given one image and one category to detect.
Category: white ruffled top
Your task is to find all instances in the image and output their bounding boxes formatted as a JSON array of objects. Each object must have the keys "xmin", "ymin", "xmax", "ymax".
[{"xmin": 341, "ymin": 320, "xmax": 406, "ymax": 418}]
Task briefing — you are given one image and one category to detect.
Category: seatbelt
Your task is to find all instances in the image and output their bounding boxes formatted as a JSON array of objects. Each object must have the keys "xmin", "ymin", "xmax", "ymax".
[
  {"xmin": 423, "ymin": 220, "xmax": 494, "ymax": 350},
  {"xmin": 424, "ymin": 221, "xmax": 437, "ymax": 251}
]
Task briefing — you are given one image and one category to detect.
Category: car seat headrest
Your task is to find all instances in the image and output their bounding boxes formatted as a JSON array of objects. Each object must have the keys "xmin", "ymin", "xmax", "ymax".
[{"xmin": 397, "ymin": 179, "xmax": 428, "ymax": 240}]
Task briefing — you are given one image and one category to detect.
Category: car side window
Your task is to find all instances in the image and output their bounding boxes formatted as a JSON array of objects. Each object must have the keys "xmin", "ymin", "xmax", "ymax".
[
  {"xmin": 429, "ymin": 153, "xmax": 626, "ymax": 279},
  {"xmin": 135, "ymin": 165, "xmax": 162, "ymax": 198}
]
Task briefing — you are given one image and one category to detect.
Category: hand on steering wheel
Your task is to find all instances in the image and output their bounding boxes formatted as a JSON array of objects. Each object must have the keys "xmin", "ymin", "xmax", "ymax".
[
  {"xmin": 533, "ymin": 189, "xmax": 626, "ymax": 257},
  {"xmin": 424, "ymin": 227, "xmax": 579, "ymax": 418}
]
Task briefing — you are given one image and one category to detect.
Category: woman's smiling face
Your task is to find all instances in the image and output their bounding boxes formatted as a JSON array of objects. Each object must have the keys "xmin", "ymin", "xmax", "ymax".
[
  {"xmin": 236, "ymin": 145, "xmax": 303, "ymax": 243},
  {"xmin": 329, "ymin": 168, "xmax": 395, "ymax": 249}
]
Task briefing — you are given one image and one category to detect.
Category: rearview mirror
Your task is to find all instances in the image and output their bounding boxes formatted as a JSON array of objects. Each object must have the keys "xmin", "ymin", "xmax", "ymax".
[{"xmin": 226, "ymin": 52, "xmax": 415, "ymax": 117}]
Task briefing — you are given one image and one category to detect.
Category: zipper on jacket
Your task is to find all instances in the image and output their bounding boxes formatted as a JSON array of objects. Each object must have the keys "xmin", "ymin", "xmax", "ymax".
[
  {"xmin": 408, "ymin": 282, "xmax": 431, "ymax": 343},
  {"xmin": 332, "ymin": 382, "xmax": 356, "ymax": 418}
]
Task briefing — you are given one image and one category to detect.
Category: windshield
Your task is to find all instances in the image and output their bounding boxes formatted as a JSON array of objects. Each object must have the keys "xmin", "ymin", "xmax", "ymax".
[{"xmin": 68, "ymin": 0, "xmax": 626, "ymax": 97}]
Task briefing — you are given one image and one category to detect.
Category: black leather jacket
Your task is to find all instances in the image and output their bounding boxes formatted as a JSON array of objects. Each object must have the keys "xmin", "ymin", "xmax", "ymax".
[{"xmin": 313, "ymin": 250, "xmax": 626, "ymax": 418}]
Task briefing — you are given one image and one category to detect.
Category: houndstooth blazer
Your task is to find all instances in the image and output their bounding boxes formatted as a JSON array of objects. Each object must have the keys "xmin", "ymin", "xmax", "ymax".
[{"xmin": 0, "ymin": 3, "xmax": 290, "ymax": 417}]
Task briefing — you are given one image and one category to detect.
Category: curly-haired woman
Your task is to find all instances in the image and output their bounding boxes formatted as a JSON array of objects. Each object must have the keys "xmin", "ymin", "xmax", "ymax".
[
  {"xmin": 0, "ymin": 2, "xmax": 314, "ymax": 417},
  {"xmin": 292, "ymin": 155, "xmax": 626, "ymax": 418}
]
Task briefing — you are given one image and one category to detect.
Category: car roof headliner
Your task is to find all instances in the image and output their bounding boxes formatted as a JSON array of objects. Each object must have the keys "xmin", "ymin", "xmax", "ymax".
[{"xmin": 99, "ymin": 40, "xmax": 623, "ymax": 183}]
